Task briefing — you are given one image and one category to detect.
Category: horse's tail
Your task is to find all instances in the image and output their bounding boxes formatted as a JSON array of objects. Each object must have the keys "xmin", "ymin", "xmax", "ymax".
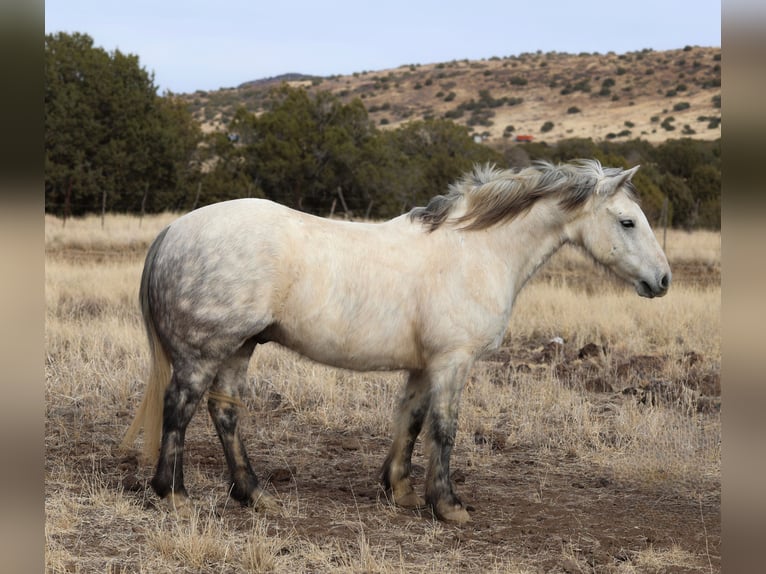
[{"xmin": 120, "ymin": 226, "xmax": 172, "ymax": 463}]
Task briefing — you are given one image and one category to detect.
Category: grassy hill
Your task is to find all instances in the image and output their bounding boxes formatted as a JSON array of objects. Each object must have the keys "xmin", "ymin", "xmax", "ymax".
[{"xmin": 182, "ymin": 45, "xmax": 721, "ymax": 147}]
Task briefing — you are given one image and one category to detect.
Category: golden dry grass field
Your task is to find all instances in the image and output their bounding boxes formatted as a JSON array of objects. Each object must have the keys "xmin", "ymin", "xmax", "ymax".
[{"xmin": 45, "ymin": 212, "xmax": 720, "ymax": 573}]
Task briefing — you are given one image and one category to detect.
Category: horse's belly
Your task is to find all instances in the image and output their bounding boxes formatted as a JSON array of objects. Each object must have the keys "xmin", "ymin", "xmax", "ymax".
[{"xmin": 269, "ymin": 323, "xmax": 422, "ymax": 372}]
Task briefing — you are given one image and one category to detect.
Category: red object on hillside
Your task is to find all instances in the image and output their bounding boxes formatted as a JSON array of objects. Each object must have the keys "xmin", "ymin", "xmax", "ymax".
[{"xmin": 515, "ymin": 134, "xmax": 534, "ymax": 142}]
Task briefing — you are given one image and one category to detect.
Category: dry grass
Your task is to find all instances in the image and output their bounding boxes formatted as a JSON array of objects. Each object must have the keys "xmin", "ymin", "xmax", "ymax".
[{"xmin": 45, "ymin": 213, "xmax": 720, "ymax": 572}]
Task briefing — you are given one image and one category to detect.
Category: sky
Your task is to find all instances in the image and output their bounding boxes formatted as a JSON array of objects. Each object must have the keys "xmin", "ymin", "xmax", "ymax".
[{"xmin": 45, "ymin": 0, "xmax": 721, "ymax": 94}]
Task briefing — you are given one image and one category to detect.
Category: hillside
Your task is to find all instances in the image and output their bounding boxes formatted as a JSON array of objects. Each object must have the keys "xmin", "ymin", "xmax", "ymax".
[{"xmin": 183, "ymin": 46, "xmax": 721, "ymax": 147}]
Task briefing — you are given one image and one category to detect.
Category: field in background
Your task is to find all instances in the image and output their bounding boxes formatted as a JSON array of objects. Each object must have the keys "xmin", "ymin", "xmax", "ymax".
[{"xmin": 45, "ymin": 213, "xmax": 720, "ymax": 573}]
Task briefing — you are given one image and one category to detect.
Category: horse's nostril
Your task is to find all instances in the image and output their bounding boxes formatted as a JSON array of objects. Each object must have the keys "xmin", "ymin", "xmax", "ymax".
[{"xmin": 660, "ymin": 274, "xmax": 670, "ymax": 289}]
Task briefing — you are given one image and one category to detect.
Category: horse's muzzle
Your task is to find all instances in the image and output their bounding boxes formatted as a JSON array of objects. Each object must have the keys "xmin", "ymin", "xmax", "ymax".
[{"xmin": 636, "ymin": 271, "xmax": 671, "ymax": 298}]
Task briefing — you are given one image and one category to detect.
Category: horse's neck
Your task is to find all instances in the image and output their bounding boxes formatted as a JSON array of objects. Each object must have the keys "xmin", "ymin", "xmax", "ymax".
[{"xmin": 482, "ymin": 201, "xmax": 571, "ymax": 296}]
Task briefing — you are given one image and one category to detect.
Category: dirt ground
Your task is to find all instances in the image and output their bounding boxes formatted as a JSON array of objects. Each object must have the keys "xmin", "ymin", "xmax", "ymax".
[{"xmin": 46, "ymin": 338, "xmax": 720, "ymax": 573}]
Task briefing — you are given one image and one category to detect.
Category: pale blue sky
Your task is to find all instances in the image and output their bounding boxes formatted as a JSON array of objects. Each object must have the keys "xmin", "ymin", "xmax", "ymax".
[{"xmin": 45, "ymin": 0, "xmax": 721, "ymax": 94}]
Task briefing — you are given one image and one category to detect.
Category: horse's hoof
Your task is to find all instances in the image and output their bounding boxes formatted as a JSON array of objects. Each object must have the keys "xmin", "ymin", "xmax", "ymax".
[
  {"xmin": 394, "ymin": 490, "xmax": 426, "ymax": 509},
  {"xmin": 250, "ymin": 489, "xmax": 280, "ymax": 513},
  {"xmin": 161, "ymin": 492, "xmax": 193, "ymax": 517},
  {"xmin": 435, "ymin": 502, "xmax": 471, "ymax": 524}
]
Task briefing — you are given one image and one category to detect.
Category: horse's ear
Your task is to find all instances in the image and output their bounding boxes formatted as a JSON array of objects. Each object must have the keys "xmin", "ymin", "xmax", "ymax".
[{"xmin": 602, "ymin": 165, "xmax": 640, "ymax": 195}]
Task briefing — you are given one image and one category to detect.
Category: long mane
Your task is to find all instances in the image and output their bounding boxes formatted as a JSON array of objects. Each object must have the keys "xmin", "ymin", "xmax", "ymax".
[{"xmin": 409, "ymin": 159, "xmax": 637, "ymax": 231}]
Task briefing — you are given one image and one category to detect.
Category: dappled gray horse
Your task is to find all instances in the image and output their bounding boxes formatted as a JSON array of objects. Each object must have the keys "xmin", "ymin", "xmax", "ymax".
[{"xmin": 121, "ymin": 160, "xmax": 670, "ymax": 523}]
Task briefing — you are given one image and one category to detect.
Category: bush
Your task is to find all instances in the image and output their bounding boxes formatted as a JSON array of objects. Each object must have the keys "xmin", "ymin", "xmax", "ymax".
[
  {"xmin": 673, "ymin": 102, "xmax": 691, "ymax": 111},
  {"xmin": 567, "ymin": 106, "xmax": 581, "ymax": 114},
  {"xmin": 661, "ymin": 117, "xmax": 676, "ymax": 131},
  {"xmin": 541, "ymin": 121, "xmax": 555, "ymax": 133}
]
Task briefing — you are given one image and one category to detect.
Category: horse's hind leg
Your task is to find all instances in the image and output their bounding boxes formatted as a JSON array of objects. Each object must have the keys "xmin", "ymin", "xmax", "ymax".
[
  {"xmin": 381, "ymin": 370, "xmax": 430, "ymax": 509},
  {"xmin": 151, "ymin": 360, "xmax": 218, "ymax": 508},
  {"xmin": 207, "ymin": 340, "xmax": 277, "ymax": 512}
]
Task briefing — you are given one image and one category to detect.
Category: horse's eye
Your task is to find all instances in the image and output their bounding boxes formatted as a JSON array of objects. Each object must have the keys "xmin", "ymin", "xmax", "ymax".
[{"xmin": 620, "ymin": 219, "xmax": 635, "ymax": 229}]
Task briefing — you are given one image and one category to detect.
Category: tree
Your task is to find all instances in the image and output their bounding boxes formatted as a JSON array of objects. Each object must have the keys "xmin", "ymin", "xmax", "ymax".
[
  {"xmin": 229, "ymin": 87, "xmax": 503, "ymax": 219},
  {"xmin": 378, "ymin": 119, "xmax": 503, "ymax": 214},
  {"xmin": 45, "ymin": 32, "xmax": 201, "ymax": 215},
  {"xmin": 231, "ymin": 86, "xmax": 376, "ymax": 215},
  {"xmin": 688, "ymin": 164, "xmax": 721, "ymax": 228}
]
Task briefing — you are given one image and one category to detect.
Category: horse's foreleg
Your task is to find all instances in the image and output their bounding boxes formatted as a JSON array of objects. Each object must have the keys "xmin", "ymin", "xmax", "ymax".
[
  {"xmin": 207, "ymin": 342, "xmax": 278, "ymax": 512},
  {"xmin": 424, "ymin": 356, "xmax": 473, "ymax": 523},
  {"xmin": 381, "ymin": 370, "xmax": 430, "ymax": 509},
  {"xmin": 150, "ymin": 362, "xmax": 216, "ymax": 508}
]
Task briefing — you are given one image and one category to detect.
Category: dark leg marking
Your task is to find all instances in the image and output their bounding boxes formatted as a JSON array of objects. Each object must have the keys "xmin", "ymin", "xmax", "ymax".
[
  {"xmin": 423, "ymin": 357, "xmax": 473, "ymax": 523},
  {"xmin": 381, "ymin": 371, "xmax": 430, "ymax": 508},
  {"xmin": 150, "ymin": 365, "xmax": 214, "ymax": 501},
  {"xmin": 425, "ymin": 409, "xmax": 462, "ymax": 510},
  {"xmin": 207, "ymin": 339, "xmax": 277, "ymax": 511},
  {"xmin": 208, "ymin": 396, "xmax": 260, "ymax": 503}
]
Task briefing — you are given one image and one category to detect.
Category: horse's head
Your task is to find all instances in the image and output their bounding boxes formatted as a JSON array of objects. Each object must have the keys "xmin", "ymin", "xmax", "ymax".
[{"xmin": 569, "ymin": 165, "xmax": 671, "ymax": 298}]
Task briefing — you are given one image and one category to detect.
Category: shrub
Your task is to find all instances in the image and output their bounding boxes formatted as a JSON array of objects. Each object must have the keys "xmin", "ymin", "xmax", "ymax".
[
  {"xmin": 702, "ymin": 78, "xmax": 721, "ymax": 88},
  {"xmin": 673, "ymin": 102, "xmax": 691, "ymax": 111},
  {"xmin": 661, "ymin": 116, "xmax": 676, "ymax": 131},
  {"xmin": 567, "ymin": 106, "xmax": 581, "ymax": 114},
  {"xmin": 541, "ymin": 121, "xmax": 555, "ymax": 133},
  {"xmin": 509, "ymin": 76, "xmax": 528, "ymax": 86}
]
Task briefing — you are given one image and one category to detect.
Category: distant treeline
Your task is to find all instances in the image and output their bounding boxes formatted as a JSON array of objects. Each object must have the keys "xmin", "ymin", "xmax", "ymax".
[{"xmin": 45, "ymin": 32, "xmax": 720, "ymax": 229}]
